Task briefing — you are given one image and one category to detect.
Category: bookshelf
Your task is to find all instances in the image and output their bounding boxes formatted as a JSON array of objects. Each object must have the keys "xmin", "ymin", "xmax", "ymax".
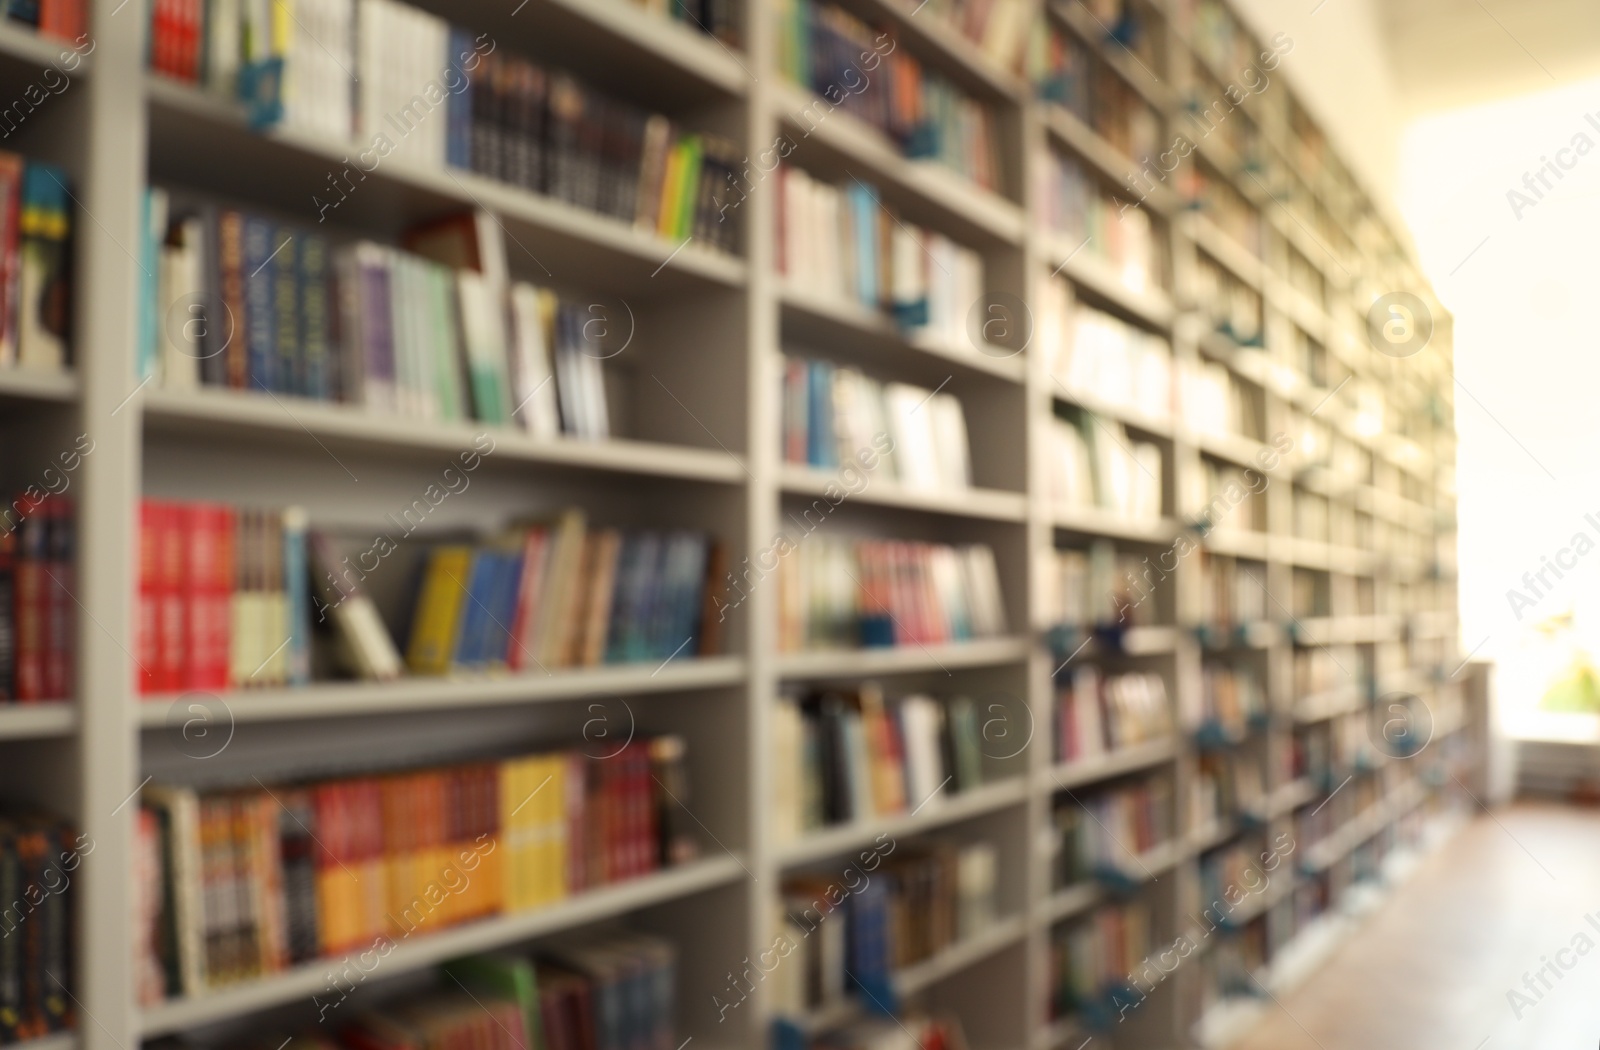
[{"xmin": 0, "ymin": 0, "xmax": 1475, "ymax": 1047}]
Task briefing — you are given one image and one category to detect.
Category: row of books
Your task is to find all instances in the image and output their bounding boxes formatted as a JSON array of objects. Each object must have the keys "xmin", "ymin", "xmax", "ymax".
[
  {"xmin": 780, "ymin": 356, "xmax": 973, "ymax": 493},
  {"xmin": 5, "ymin": 0, "xmax": 84, "ymax": 41},
  {"xmin": 1293, "ymin": 645, "xmax": 1360, "ymax": 698},
  {"xmin": 1030, "ymin": 23, "xmax": 1161, "ymax": 161},
  {"xmin": 1194, "ymin": 752, "xmax": 1266, "ymax": 828},
  {"xmin": 628, "ymin": 0, "xmax": 739, "ymax": 45},
  {"xmin": 148, "ymin": 0, "xmax": 740, "ymax": 254},
  {"xmin": 1042, "ymin": 542, "xmax": 1129, "ymax": 630},
  {"xmin": 0, "ymin": 494, "xmax": 73, "ymax": 702},
  {"xmin": 1048, "ymin": 901, "xmax": 1153, "ymax": 1021},
  {"xmin": 0, "ymin": 156, "xmax": 71, "ymax": 374},
  {"xmin": 1190, "ymin": 458, "xmax": 1264, "ymax": 533},
  {"xmin": 137, "ymin": 499, "xmax": 312, "ymax": 693},
  {"xmin": 0, "ymin": 808, "xmax": 76, "ymax": 1043},
  {"xmin": 1055, "ymin": 667, "xmax": 1172, "ymax": 765},
  {"xmin": 1190, "ymin": 166, "xmax": 1262, "ymax": 259},
  {"xmin": 1040, "ymin": 287, "xmax": 1172, "ymax": 422},
  {"xmin": 1199, "ymin": 662, "xmax": 1266, "ymax": 735},
  {"xmin": 772, "ymin": 839, "xmax": 999, "ymax": 1015},
  {"xmin": 777, "ymin": 166, "xmax": 985, "ymax": 352},
  {"xmin": 774, "ymin": 0, "xmax": 1002, "ymax": 191},
  {"xmin": 1195, "ymin": 253, "xmax": 1264, "ymax": 347},
  {"xmin": 1046, "ymin": 412, "xmax": 1163, "ymax": 522},
  {"xmin": 775, "ymin": 538, "xmax": 1007, "ymax": 652},
  {"xmin": 145, "ymin": 201, "xmax": 617, "ymax": 441},
  {"xmin": 212, "ymin": 929, "xmax": 677, "ymax": 1050},
  {"xmin": 135, "ymin": 736, "xmax": 696, "ymax": 999},
  {"xmin": 405, "ymin": 511, "xmax": 722, "ymax": 675},
  {"xmin": 771, "ymin": 687, "xmax": 993, "ymax": 842},
  {"xmin": 901, "ymin": 0, "xmax": 1028, "ymax": 73},
  {"xmin": 1052, "ymin": 776, "xmax": 1174, "ymax": 885},
  {"xmin": 1037, "ymin": 151, "xmax": 1159, "ymax": 295}
]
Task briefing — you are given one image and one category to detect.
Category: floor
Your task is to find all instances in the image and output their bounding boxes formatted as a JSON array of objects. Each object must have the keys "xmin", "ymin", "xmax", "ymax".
[{"xmin": 1232, "ymin": 802, "xmax": 1600, "ymax": 1050}]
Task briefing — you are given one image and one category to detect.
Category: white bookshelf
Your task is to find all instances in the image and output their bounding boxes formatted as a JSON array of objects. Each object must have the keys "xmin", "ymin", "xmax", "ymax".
[{"xmin": 0, "ymin": 0, "xmax": 1476, "ymax": 1047}]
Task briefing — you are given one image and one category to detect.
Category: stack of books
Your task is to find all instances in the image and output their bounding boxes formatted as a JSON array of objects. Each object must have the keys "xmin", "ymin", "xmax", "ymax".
[
  {"xmin": 775, "ymin": 537, "xmax": 1007, "ymax": 652},
  {"xmin": 0, "ymin": 807, "xmax": 77, "ymax": 1042},
  {"xmin": 1187, "ymin": 165, "xmax": 1261, "ymax": 258},
  {"xmin": 898, "ymin": 0, "xmax": 1029, "ymax": 72},
  {"xmin": 774, "ymin": 0, "xmax": 1002, "ymax": 190},
  {"xmin": 777, "ymin": 166, "xmax": 984, "ymax": 350},
  {"xmin": 1042, "ymin": 291, "xmax": 1172, "ymax": 419},
  {"xmin": 781, "ymin": 356, "xmax": 972, "ymax": 492},
  {"xmin": 772, "ymin": 839, "xmax": 1000, "ymax": 1015},
  {"xmin": 136, "ymin": 500, "xmax": 724, "ymax": 695},
  {"xmin": 1199, "ymin": 663, "xmax": 1266, "ymax": 735},
  {"xmin": 145, "ymin": 0, "xmax": 741, "ymax": 255},
  {"xmin": 1045, "ymin": 413, "xmax": 1163, "ymax": 522},
  {"xmin": 1194, "ymin": 751, "xmax": 1266, "ymax": 827},
  {"xmin": 1194, "ymin": 253, "xmax": 1264, "ymax": 346},
  {"xmin": 137, "ymin": 499, "xmax": 314, "ymax": 694},
  {"xmin": 0, "ymin": 494, "xmax": 74, "ymax": 703},
  {"xmin": 1047, "ymin": 901, "xmax": 1153, "ymax": 1022},
  {"xmin": 406, "ymin": 513, "xmax": 722, "ymax": 674},
  {"xmin": 135, "ymin": 736, "xmax": 696, "ymax": 1002},
  {"xmin": 4, "ymin": 0, "xmax": 85, "ymax": 41},
  {"xmin": 1198, "ymin": 553, "xmax": 1269, "ymax": 630},
  {"xmin": 1031, "ymin": 22, "xmax": 1160, "ymax": 160},
  {"xmin": 1052, "ymin": 776, "xmax": 1174, "ymax": 884},
  {"xmin": 1055, "ymin": 667, "xmax": 1173, "ymax": 764},
  {"xmin": 0, "ymin": 157, "xmax": 72, "ymax": 376},
  {"xmin": 144, "ymin": 202, "xmax": 623, "ymax": 441},
  {"xmin": 1036, "ymin": 151, "xmax": 1157, "ymax": 294},
  {"xmin": 771, "ymin": 686, "xmax": 994, "ymax": 841}
]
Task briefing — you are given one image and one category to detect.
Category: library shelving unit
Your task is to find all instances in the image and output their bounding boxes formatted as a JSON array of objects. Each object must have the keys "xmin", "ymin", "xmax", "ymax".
[{"xmin": 0, "ymin": 0, "xmax": 1475, "ymax": 1047}]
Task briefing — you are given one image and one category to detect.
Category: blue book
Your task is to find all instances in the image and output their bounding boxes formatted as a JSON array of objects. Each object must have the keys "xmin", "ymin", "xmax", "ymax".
[
  {"xmin": 299, "ymin": 232, "xmax": 333, "ymax": 400},
  {"xmin": 848, "ymin": 182, "xmax": 878, "ymax": 308},
  {"xmin": 241, "ymin": 216, "xmax": 276, "ymax": 392},
  {"xmin": 845, "ymin": 878, "xmax": 896, "ymax": 1013},
  {"xmin": 670, "ymin": 534, "xmax": 708, "ymax": 658},
  {"xmin": 451, "ymin": 550, "xmax": 498, "ymax": 667},
  {"xmin": 446, "ymin": 28, "xmax": 474, "ymax": 169},
  {"xmin": 806, "ymin": 359, "xmax": 836, "ymax": 468},
  {"xmin": 601, "ymin": 537, "xmax": 640, "ymax": 659},
  {"xmin": 483, "ymin": 549, "xmax": 524, "ymax": 666}
]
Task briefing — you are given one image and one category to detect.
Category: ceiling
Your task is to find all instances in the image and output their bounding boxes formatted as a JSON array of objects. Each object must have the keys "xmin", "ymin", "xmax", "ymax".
[{"xmin": 1378, "ymin": 0, "xmax": 1600, "ymax": 116}]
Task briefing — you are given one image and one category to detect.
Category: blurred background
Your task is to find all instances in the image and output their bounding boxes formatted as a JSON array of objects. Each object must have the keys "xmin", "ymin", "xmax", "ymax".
[{"xmin": 0, "ymin": 0, "xmax": 1594, "ymax": 1048}]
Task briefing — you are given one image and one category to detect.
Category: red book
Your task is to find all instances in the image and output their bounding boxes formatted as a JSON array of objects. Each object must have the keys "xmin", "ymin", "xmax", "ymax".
[
  {"xmin": 156, "ymin": 502, "xmax": 185, "ymax": 692},
  {"xmin": 41, "ymin": 496, "xmax": 73, "ymax": 700},
  {"xmin": 12, "ymin": 493, "xmax": 46, "ymax": 700},
  {"xmin": 137, "ymin": 499, "xmax": 160, "ymax": 694},
  {"xmin": 564, "ymin": 753, "xmax": 586, "ymax": 894},
  {"xmin": 181, "ymin": 503, "xmax": 233, "ymax": 691}
]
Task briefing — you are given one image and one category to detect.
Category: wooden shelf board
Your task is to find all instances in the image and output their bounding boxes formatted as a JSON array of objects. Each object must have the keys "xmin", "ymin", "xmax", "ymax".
[
  {"xmin": 142, "ymin": 388, "xmax": 748, "ymax": 485},
  {"xmin": 773, "ymin": 776, "xmax": 1027, "ymax": 868},
  {"xmin": 780, "ymin": 466, "xmax": 1027, "ymax": 522},
  {"xmin": 0, "ymin": 703, "xmax": 77, "ymax": 740},
  {"xmin": 774, "ymin": 637, "xmax": 1030, "ymax": 679},
  {"xmin": 138, "ymin": 855, "xmax": 747, "ymax": 1037},
  {"xmin": 137, "ymin": 657, "xmax": 746, "ymax": 725}
]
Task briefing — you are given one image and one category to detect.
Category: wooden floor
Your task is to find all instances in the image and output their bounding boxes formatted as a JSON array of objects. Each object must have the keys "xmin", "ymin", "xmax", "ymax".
[{"xmin": 1232, "ymin": 802, "xmax": 1600, "ymax": 1050}]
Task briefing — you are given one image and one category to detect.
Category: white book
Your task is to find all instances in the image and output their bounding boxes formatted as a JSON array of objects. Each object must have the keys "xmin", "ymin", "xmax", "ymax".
[
  {"xmin": 507, "ymin": 283, "xmax": 561, "ymax": 437},
  {"xmin": 456, "ymin": 269, "xmax": 512, "ymax": 424},
  {"xmin": 928, "ymin": 392, "xmax": 971, "ymax": 489},
  {"xmin": 882, "ymin": 382, "xmax": 939, "ymax": 490},
  {"xmin": 898, "ymin": 695, "xmax": 946, "ymax": 808},
  {"xmin": 158, "ymin": 217, "xmax": 205, "ymax": 389}
]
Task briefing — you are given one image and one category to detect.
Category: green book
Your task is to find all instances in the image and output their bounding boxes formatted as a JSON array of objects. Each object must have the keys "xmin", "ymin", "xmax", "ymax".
[{"xmin": 442, "ymin": 952, "xmax": 543, "ymax": 1050}]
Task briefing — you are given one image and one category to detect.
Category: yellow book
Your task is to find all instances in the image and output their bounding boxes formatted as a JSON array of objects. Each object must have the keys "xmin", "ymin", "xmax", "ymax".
[
  {"xmin": 539, "ymin": 753, "xmax": 569, "ymax": 906},
  {"xmin": 405, "ymin": 546, "xmax": 474, "ymax": 674},
  {"xmin": 656, "ymin": 142, "xmax": 687, "ymax": 239}
]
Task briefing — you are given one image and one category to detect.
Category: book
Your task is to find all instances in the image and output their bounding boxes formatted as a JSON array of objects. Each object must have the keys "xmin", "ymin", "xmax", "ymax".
[
  {"xmin": 775, "ymin": 537, "xmax": 1007, "ymax": 652},
  {"xmin": 1055, "ymin": 668, "xmax": 1173, "ymax": 763},
  {"xmin": 138, "ymin": 737, "xmax": 696, "ymax": 1000},
  {"xmin": 772, "ymin": 687, "xmax": 991, "ymax": 839},
  {"xmin": 776, "ymin": 166, "xmax": 984, "ymax": 350}
]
